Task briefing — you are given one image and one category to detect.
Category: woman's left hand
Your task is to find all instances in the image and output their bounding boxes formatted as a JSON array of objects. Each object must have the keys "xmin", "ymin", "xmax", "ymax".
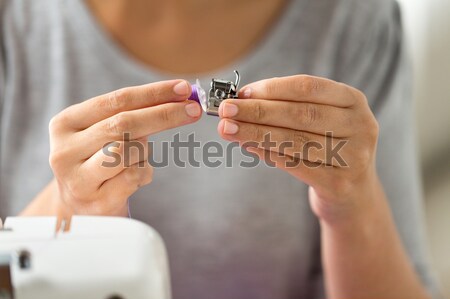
[{"xmin": 218, "ymin": 75, "xmax": 381, "ymax": 223}]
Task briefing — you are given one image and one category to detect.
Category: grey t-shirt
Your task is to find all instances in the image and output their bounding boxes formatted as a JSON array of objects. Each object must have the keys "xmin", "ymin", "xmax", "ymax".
[{"xmin": 0, "ymin": 0, "xmax": 439, "ymax": 298}]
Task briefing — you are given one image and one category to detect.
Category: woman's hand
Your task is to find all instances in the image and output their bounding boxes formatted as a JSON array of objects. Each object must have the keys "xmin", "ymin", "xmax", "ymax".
[
  {"xmin": 217, "ymin": 75, "xmax": 380, "ymax": 223},
  {"xmin": 25, "ymin": 80, "xmax": 201, "ymax": 218},
  {"xmin": 218, "ymin": 75, "xmax": 430, "ymax": 299}
]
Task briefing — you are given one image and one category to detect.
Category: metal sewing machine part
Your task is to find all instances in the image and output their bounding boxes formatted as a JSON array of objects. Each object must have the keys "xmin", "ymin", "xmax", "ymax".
[{"xmin": 189, "ymin": 70, "xmax": 241, "ymax": 116}]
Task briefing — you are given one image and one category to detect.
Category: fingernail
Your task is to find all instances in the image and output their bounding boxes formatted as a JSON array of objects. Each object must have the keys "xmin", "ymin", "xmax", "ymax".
[
  {"xmin": 222, "ymin": 103, "xmax": 239, "ymax": 118},
  {"xmin": 223, "ymin": 121, "xmax": 239, "ymax": 135},
  {"xmin": 174, "ymin": 81, "xmax": 190, "ymax": 96},
  {"xmin": 185, "ymin": 102, "xmax": 201, "ymax": 117},
  {"xmin": 241, "ymin": 88, "xmax": 252, "ymax": 99}
]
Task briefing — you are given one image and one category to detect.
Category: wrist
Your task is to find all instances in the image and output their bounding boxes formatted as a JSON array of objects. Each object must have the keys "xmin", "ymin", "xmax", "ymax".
[
  {"xmin": 20, "ymin": 179, "xmax": 75, "ymax": 229},
  {"xmin": 317, "ymin": 175, "xmax": 396, "ymax": 266},
  {"xmin": 311, "ymin": 170, "xmax": 386, "ymax": 228},
  {"xmin": 49, "ymin": 179, "xmax": 76, "ymax": 219},
  {"xmin": 54, "ymin": 179, "xmax": 129, "ymax": 218},
  {"xmin": 23, "ymin": 178, "xmax": 130, "ymax": 222}
]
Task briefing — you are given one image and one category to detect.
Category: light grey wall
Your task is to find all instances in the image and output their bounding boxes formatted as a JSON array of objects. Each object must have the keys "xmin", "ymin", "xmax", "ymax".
[
  {"xmin": 398, "ymin": 0, "xmax": 450, "ymax": 171},
  {"xmin": 397, "ymin": 1, "xmax": 450, "ymax": 296}
]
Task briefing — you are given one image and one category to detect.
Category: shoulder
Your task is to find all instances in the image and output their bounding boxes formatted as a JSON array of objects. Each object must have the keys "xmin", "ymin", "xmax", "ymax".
[
  {"xmin": 298, "ymin": 0, "xmax": 406, "ymax": 108},
  {"xmin": 287, "ymin": 0, "xmax": 403, "ymax": 71},
  {"xmin": 330, "ymin": 0, "xmax": 402, "ymax": 45}
]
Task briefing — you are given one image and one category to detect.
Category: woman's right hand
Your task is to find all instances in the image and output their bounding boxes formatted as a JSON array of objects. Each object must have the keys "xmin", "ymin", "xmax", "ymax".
[{"xmin": 34, "ymin": 80, "xmax": 201, "ymax": 217}]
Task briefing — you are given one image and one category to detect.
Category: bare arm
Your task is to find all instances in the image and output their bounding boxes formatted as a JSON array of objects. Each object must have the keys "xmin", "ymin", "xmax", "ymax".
[
  {"xmin": 218, "ymin": 75, "xmax": 430, "ymax": 298},
  {"xmin": 318, "ymin": 177, "xmax": 429, "ymax": 299}
]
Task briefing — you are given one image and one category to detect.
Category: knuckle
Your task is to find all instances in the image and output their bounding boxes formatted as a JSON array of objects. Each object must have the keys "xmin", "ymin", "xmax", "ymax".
[
  {"xmin": 291, "ymin": 131, "xmax": 310, "ymax": 148},
  {"xmin": 126, "ymin": 142, "xmax": 146, "ymax": 166},
  {"xmin": 125, "ymin": 166, "xmax": 141, "ymax": 183},
  {"xmin": 297, "ymin": 75, "xmax": 320, "ymax": 95},
  {"xmin": 48, "ymin": 111, "xmax": 68, "ymax": 134},
  {"xmin": 48, "ymin": 115, "xmax": 60, "ymax": 133},
  {"xmin": 306, "ymin": 104, "xmax": 318, "ymax": 125},
  {"xmin": 48, "ymin": 149, "xmax": 67, "ymax": 173},
  {"xmin": 109, "ymin": 112, "xmax": 132, "ymax": 136},
  {"xmin": 360, "ymin": 113, "xmax": 379, "ymax": 142},
  {"xmin": 358, "ymin": 149, "xmax": 373, "ymax": 169},
  {"xmin": 254, "ymin": 102, "xmax": 266, "ymax": 121},
  {"xmin": 369, "ymin": 118, "xmax": 380, "ymax": 139},
  {"xmin": 158, "ymin": 106, "xmax": 172, "ymax": 124},
  {"xmin": 348, "ymin": 86, "xmax": 367, "ymax": 106},
  {"xmin": 298, "ymin": 104, "xmax": 319, "ymax": 127},
  {"xmin": 103, "ymin": 141, "xmax": 125, "ymax": 166},
  {"xmin": 344, "ymin": 142, "xmax": 373, "ymax": 172},
  {"xmin": 107, "ymin": 88, "xmax": 131, "ymax": 113},
  {"xmin": 251, "ymin": 125, "xmax": 266, "ymax": 142}
]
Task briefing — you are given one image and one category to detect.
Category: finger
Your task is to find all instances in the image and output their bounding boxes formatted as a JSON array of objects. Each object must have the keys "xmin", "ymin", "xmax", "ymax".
[
  {"xmin": 239, "ymin": 75, "xmax": 364, "ymax": 108},
  {"xmin": 218, "ymin": 119, "xmax": 349, "ymax": 167},
  {"xmin": 219, "ymin": 99, "xmax": 354, "ymax": 137},
  {"xmin": 247, "ymin": 147, "xmax": 343, "ymax": 202},
  {"xmin": 245, "ymin": 146, "xmax": 327, "ymax": 187},
  {"xmin": 75, "ymin": 101, "xmax": 201, "ymax": 157},
  {"xmin": 78, "ymin": 137, "xmax": 149, "ymax": 191},
  {"xmin": 59, "ymin": 80, "xmax": 192, "ymax": 130},
  {"xmin": 93, "ymin": 162, "xmax": 153, "ymax": 215}
]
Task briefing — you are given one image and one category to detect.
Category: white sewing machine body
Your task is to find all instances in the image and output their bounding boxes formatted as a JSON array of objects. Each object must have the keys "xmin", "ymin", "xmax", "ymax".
[{"xmin": 0, "ymin": 216, "xmax": 171, "ymax": 299}]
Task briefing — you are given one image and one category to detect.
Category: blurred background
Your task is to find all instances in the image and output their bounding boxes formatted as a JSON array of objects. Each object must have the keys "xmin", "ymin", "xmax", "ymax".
[{"xmin": 397, "ymin": 0, "xmax": 450, "ymax": 296}]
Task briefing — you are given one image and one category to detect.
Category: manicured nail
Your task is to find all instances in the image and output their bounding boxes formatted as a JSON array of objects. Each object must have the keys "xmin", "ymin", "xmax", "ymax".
[
  {"xmin": 241, "ymin": 88, "xmax": 252, "ymax": 99},
  {"xmin": 223, "ymin": 121, "xmax": 239, "ymax": 135},
  {"xmin": 174, "ymin": 81, "xmax": 190, "ymax": 96},
  {"xmin": 185, "ymin": 102, "xmax": 201, "ymax": 117},
  {"xmin": 222, "ymin": 103, "xmax": 239, "ymax": 118}
]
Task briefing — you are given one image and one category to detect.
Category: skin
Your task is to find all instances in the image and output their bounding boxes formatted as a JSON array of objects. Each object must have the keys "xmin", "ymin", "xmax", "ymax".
[
  {"xmin": 85, "ymin": 0, "xmax": 287, "ymax": 74},
  {"xmin": 22, "ymin": 80, "xmax": 202, "ymax": 218},
  {"xmin": 21, "ymin": 0, "xmax": 431, "ymax": 298},
  {"xmin": 218, "ymin": 76, "xmax": 430, "ymax": 298}
]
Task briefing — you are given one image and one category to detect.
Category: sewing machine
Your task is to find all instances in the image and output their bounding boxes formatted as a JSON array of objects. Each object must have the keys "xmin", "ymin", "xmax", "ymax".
[{"xmin": 0, "ymin": 216, "xmax": 171, "ymax": 299}]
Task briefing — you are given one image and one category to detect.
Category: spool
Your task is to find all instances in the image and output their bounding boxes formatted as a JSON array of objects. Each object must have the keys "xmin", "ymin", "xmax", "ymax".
[{"xmin": 189, "ymin": 79, "xmax": 208, "ymax": 112}]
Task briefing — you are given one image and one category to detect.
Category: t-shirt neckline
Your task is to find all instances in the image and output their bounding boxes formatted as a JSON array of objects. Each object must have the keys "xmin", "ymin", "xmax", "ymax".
[{"xmin": 70, "ymin": 0, "xmax": 300, "ymax": 82}]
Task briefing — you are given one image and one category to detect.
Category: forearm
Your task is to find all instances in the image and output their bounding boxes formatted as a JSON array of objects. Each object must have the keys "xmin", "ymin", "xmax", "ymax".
[{"xmin": 320, "ymin": 177, "xmax": 430, "ymax": 299}]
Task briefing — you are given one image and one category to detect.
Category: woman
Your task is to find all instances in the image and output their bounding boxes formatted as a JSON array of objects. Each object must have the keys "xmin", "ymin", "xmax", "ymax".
[{"xmin": 0, "ymin": 0, "xmax": 439, "ymax": 298}]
